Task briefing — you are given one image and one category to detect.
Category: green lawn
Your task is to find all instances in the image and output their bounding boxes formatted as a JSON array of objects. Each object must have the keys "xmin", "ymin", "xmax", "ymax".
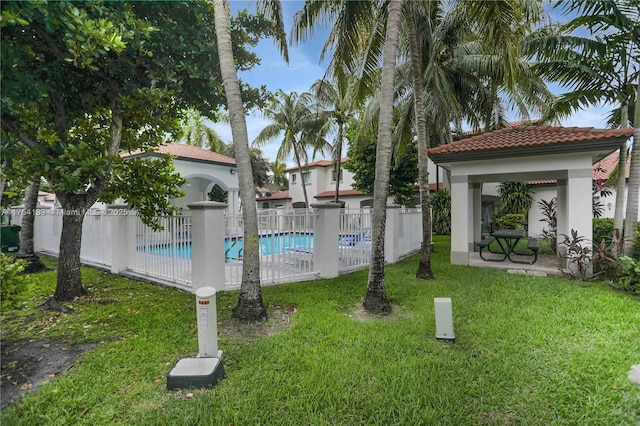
[{"xmin": 2, "ymin": 236, "xmax": 639, "ymax": 425}]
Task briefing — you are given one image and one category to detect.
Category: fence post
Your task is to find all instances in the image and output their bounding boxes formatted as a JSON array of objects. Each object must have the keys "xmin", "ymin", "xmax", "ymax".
[
  {"xmin": 385, "ymin": 204, "xmax": 401, "ymax": 264},
  {"xmin": 311, "ymin": 202, "xmax": 341, "ymax": 278},
  {"xmin": 108, "ymin": 204, "xmax": 132, "ymax": 274},
  {"xmin": 33, "ymin": 204, "xmax": 51, "ymax": 253},
  {"xmin": 189, "ymin": 201, "xmax": 227, "ymax": 293}
]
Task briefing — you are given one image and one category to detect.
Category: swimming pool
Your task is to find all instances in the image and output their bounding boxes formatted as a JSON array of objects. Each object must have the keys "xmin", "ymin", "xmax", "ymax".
[{"xmin": 144, "ymin": 233, "xmax": 314, "ymax": 261}]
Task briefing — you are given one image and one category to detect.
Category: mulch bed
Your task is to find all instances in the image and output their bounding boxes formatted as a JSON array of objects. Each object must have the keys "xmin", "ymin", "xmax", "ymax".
[{"xmin": 1, "ymin": 339, "xmax": 97, "ymax": 410}]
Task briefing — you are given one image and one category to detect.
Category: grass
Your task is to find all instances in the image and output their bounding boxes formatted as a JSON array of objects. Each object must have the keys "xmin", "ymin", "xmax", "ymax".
[{"xmin": 1, "ymin": 236, "xmax": 639, "ymax": 425}]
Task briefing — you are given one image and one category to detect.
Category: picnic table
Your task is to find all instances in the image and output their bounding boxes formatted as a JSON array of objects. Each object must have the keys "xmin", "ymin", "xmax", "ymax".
[{"xmin": 477, "ymin": 229, "xmax": 539, "ymax": 264}]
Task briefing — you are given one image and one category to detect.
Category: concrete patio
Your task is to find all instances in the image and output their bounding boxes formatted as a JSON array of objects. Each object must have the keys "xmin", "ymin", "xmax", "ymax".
[{"xmin": 468, "ymin": 251, "xmax": 564, "ymax": 276}]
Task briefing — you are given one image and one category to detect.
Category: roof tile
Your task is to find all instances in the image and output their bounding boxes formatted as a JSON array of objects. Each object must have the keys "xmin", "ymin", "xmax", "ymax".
[
  {"xmin": 428, "ymin": 126, "xmax": 633, "ymax": 156},
  {"xmin": 125, "ymin": 143, "xmax": 236, "ymax": 166}
]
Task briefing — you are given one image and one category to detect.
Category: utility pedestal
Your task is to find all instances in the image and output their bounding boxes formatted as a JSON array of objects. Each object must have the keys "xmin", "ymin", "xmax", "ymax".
[{"xmin": 167, "ymin": 287, "xmax": 225, "ymax": 390}]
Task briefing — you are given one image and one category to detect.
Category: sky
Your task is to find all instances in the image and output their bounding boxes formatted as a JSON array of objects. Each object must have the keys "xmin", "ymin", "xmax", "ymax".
[{"xmin": 210, "ymin": 1, "xmax": 612, "ymax": 165}]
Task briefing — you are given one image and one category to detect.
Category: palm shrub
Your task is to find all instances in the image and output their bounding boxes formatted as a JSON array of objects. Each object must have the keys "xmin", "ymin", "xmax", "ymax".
[
  {"xmin": 593, "ymin": 218, "xmax": 614, "ymax": 244},
  {"xmin": 494, "ymin": 213, "xmax": 525, "ymax": 230},
  {"xmin": 431, "ymin": 189, "xmax": 451, "ymax": 235},
  {"xmin": 538, "ymin": 198, "xmax": 557, "ymax": 254},
  {"xmin": 497, "ymin": 182, "xmax": 533, "ymax": 215},
  {"xmin": 496, "ymin": 182, "xmax": 533, "ymax": 231}
]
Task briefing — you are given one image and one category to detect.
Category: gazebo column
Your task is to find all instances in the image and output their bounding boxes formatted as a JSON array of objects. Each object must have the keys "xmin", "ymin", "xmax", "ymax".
[
  {"xmin": 450, "ymin": 175, "xmax": 474, "ymax": 265},
  {"xmin": 556, "ymin": 179, "xmax": 568, "ymax": 255},
  {"xmin": 566, "ymin": 169, "xmax": 593, "ymax": 244},
  {"xmin": 472, "ymin": 183, "xmax": 482, "ymax": 245}
]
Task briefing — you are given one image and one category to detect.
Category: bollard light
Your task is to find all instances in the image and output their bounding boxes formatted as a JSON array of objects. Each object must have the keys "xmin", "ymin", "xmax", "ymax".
[
  {"xmin": 434, "ymin": 297, "xmax": 455, "ymax": 343},
  {"xmin": 167, "ymin": 286, "xmax": 225, "ymax": 390}
]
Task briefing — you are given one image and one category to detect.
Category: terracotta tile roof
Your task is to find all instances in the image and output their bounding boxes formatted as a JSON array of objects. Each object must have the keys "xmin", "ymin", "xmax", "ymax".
[
  {"xmin": 285, "ymin": 157, "xmax": 348, "ymax": 172},
  {"xmin": 314, "ymin": 189, "xmax": 366, "ymax": 198},
  {"xmin": 125, "ymin": 143, "xmax": 236, "ymax": 166},
  {"xmin": 256, "ymin": 190, "xmax": 291, "ymax": 201},
  {"xmin": 593, "ymin": 150, "xmax": 631, "ymax": 180},
  {"xmin": 428, "ymin": 126, "xmax": 633, "ymax": 160}
]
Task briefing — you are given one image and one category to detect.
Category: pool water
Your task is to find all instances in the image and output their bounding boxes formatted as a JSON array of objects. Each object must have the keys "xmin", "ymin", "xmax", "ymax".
[{"xmin": 145, "ymin": 233, "xmax": 314, "ymax": 261}]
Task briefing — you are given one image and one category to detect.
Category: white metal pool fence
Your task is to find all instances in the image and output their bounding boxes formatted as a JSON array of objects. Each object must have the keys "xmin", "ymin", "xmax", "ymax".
[{"xmin": 21, "ymin": 203, "xmax": 423, "ymax": 293}]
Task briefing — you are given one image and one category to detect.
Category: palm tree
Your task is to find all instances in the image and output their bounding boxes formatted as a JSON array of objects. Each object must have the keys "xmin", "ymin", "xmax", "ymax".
[
  {"xmin": 253, "ymin": 89, "xmax": 329, "ymax": 208},
  {"xmin": 211, "ymin": 0, "xmax": 288, "ymax": 323},
  {"xmin": 529, "ymin": 0, "xmax": 639, "ymax": 252},
  {"xmin": 311, "ymin": 70, "xmax": 360, "ymax": 204},
  {"xmin": 361, "ymin": 0, "xmax": 405, "ymax": 314},
  {"xmin": 393, "ymin": 1, "xmax": 550, "ymax": 279},
  {"xmin": 270, "ymin": 160, "xmax": 288, "ymax": 190},
  {"xmin": 180, "ymin": 110, "xmax": 226, "ymax": 153}
]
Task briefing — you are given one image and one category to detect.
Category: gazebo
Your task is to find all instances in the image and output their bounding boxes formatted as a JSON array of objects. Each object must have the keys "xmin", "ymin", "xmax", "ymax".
[{"xmin": 428, "ymin": 125, "xmax": 633, "ymax": 266}]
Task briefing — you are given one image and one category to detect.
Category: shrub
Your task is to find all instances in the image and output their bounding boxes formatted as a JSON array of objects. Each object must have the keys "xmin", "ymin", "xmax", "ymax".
[
  {"xmin": 0, "ymin": 253, "xmax": 30, "ymax": 309},
  {"xmin": 431, "ymin": 190, "xmax": 451, "ymax": 235},
  {"xmin": 538, "ymin": 198, "xmax": 557, "ymax": 254},
  {"xmin": 593, "ymin": 218, "xmax": 614, "ymax": 244},
  {"xmin": 614, "ymin": 256, "xmax": 640, "ymax": 296},
  {"xmin": 494, "ymin": 214, "xmax": 525, "ymax": 230}
]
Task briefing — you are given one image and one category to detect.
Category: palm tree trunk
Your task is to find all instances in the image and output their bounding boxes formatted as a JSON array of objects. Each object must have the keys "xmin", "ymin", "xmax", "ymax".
[
  {"xmin": 408, "ymin": 12, "xmax": 434, "ymax": 280},
  {"xmin": 294, "ymin": 148, "xmax": 310, "ymax": 208},
  {"xmin": 613, "ymin": 102, "xmax": 629, "ymax": 245},
  {"xmin": 212, "ymin": 0, "xmax": 266, "ymax": 322},
  {"xmin": 16, "ymin": 175, "xmax": 46, "ymax": 273},
  {"xmin": 364, "ymin": 0, "xmax": 404, "ymax": 314},
  {"xmin": 333, "ymin": 124, "xmax": 344, "ymax": 204},
  {"xmin": 623, "ymin": 82, "xmax": 640, "ymax": 256}
]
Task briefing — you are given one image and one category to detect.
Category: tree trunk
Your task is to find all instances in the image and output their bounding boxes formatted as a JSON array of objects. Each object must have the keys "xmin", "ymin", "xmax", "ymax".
[
  {"xmin": 623, "ymin": 82, "xmax": 640, "ymax": 256},
  {"xmin": 364, "ymin": 0, "xmax": 404, "ymax": 314},
  {"xmin": 333, "ymin": 124, "xmax": 344, "ymax": 204},
  {"xmin": 16, "ymin": 175, "xmax": 46, "ymax": 273},
  {"xmin": 54, "ymin": 203, "xmax": 87, "ymax": 300},
  {"xmin": 213, "ymin": 0, "xmax": 266, "ymax": 322},
  {"xmin": 613, "ymin": 102, "xmax": 628, "ymax": 247},
  {"xmin": 408, "ymin": 10, "xmax": 434, "ymax": 280}
]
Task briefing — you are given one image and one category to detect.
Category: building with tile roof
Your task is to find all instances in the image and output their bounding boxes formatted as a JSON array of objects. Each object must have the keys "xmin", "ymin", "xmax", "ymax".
[{"xmin": 124, "ymin": 143, "xmax": 240, "ymax": 213}]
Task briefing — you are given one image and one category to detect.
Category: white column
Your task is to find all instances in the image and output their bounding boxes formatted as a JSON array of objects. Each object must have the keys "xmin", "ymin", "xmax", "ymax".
[
  {"xmin": 472, "ymin": 183, "xmax": 482, "ymax": 246},
  {"xmin": 566, "ymin": 169, "xmax": 594, "ymax": 246},
  {"xmin": 385, "ymin": 204, "xmax": 401, "ymax": 264},
  {"xmin": 310, "ymin": 202, "xmax": 340, "ymax": 278},
  {"xmin": 189, "ymin": 201, "xmax": 227, "ymax": 293},
  {"xmin": 450, "ymin": 175, "xmax": 472, "ymax": 265},
  {"xmin": 556, "ymin": 179, "xmax": 568, "ymax": 255},
  {"xmin": 107, "ymin": 204, "xmax": 133, "ymax": 274}
]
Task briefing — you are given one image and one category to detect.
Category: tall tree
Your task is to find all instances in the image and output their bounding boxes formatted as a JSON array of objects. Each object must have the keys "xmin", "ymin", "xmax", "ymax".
[
  {"xmin": 270, "ymin": 160, "xmax": 289, "ymax": 190},
  {"xmin": 363, "ymin": 0, "xmax": 405, "ymax": 314},
  {"xmin": 253, "ymin": 89, "xmax": 328, "ymax": 208},
  {"xmin": 212, "ymin": 0, "xmax": 289, "ymax": 322},
  {"xmin": 529, "ymin": 0, "xmax": 639, "ymax": 250},
  {"xmin": 1, "ymin": 1, "xmax": 272, "ymax": 303},
  {"xmin": 14, "ymin": 176, "xmax": 46, "ymax": 273},
  {"xmin": 226, "ymin": 145, "xmax": 271, "ymax": 189},
  {"xmin": 311, "ymin": 70, "xmax": 360, "ymax": 204}
]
